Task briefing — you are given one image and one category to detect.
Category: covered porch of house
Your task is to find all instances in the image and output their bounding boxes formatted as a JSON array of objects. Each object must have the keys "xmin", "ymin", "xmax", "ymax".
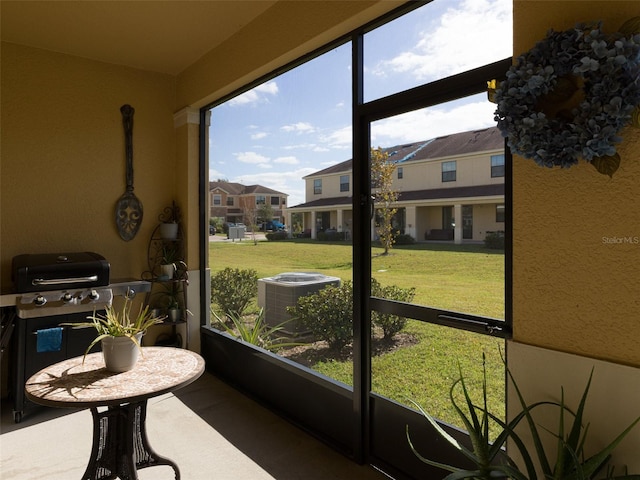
[{"xmin": 0, "ymin": 371, "xmax": 387, "ymax": 480}]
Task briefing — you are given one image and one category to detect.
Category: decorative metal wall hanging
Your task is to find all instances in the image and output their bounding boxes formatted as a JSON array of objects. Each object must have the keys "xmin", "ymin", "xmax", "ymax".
[{"xmin": 115, "ymin": 104, "xmax": 143, "ymax": 240}]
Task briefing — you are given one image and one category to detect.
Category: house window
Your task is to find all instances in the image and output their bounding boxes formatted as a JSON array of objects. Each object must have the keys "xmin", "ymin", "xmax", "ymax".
[
  {"xmin": 256, "ymin": 195, "xmax": 266, "ymax": 205},
  {"xmin": 491, "ymin": 154, "xmax": 505, "ymax": 177},
  {"xmin": 397, "ymin": 167, "xmax": 403, "ymax": 179},
  {"xmin": 442, "ymin": 161, "xmax": 456, "ymax": 182},
  {"xmin": 340, "ymin": 175, "xmax": 349, "ymax": 192},
  {"xmin": 213, "ymin": 194, "xmax": 221, "ymax": 206},
  {"xmin": 227, "ymin": 197, "xmax": 234, "ymax": 206},
  {"xmin": 314, "ymin": 179, "xmax": 322, "ymax": 194},
  {"xmin": 496, "ymin": 204, "xmax": 505, "ymax": 222},
  {"xmin": 271, "ymin": 196, "xmax": 280, "ymax": 206}
]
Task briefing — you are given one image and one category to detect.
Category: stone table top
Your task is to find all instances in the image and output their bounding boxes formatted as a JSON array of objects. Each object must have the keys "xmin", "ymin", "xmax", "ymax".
[{"xmin": 25, "ymin": 347, "xmax": 205, "ymax": 408}]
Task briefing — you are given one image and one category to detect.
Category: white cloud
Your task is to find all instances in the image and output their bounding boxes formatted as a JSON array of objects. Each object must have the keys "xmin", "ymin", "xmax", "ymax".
[
  {"xmin": 319, "ymin": 125, "xmax": 352, "ymax": 151},
  {"xmin": 376, "ymin": 0, "xmax": 511, "ymax": 81},
  {"xmin": 283, "ymin": 143, "xmax": 317, "ymax": 151},
  {"xmin": 281, "ymin": 122, "xmax": 315, "ymax": 134},
  {"xmin": 274, "ymin": 156, "xmax": 299, "ymax": 165},
  {"xmin": 234, "ymin": 151, "xmax": 270, "ymax": 165},
  {"xmin": 371, "ymin": 98, "xmax": 496, "ymax": 146},
  {"xmin": 251, "ymin": 132, "xmax": 268, "ymax": 140},
  {"xmin": 228, "ymin": 81, "xmax": 279, "ymax": 106},
  {"xmin": 209, "ymin": 168, "xmax": 228, "ymax": 182}
]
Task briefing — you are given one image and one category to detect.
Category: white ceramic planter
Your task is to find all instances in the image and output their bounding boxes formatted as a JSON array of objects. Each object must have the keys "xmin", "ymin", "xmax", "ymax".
[
  {"xmin": 101, "ymin": 332, "xmax": 143, "ymax": 372},
  {"xmin": 159, "ymin": 222, "xmax": 179, "ymax": 240},
  {"xmin": 160, "ymin": 263, "xmax": 175, "ymax": 279}
]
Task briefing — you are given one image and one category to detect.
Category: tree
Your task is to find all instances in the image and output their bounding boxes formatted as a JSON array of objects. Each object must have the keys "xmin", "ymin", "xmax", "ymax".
[
  {"xmin": 244, "ymin": 205, "xmax": 260, "ymax": 245},
  {"xmin": 257, "ymin": 203, "xmax": 274, "ymax": 228},
  {"xmin": 371, "ymin": 147, "xmax": 398, "ymax": 255}
]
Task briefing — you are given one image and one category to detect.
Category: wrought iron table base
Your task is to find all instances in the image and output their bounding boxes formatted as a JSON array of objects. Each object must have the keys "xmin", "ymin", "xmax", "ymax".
[{"xmin": 83, "ymin": 401, "xmax": 179, "ymax": 480}]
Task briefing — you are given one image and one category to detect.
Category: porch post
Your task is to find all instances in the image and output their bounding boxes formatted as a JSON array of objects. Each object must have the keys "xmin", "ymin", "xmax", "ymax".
[
  {"xmin": 454, "ymin": 203, "xmax": 462, "ymax": 244},
  {"xmin": 405, "ymin": 206, "xmax": 416, "ymax": 240},
  {"xmin": 311, "ymin": 211, "xmax": 317, "ymax": 239}
]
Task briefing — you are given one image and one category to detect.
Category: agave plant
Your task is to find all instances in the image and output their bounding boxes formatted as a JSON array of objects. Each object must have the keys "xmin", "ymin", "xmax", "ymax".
[
  {"xmin": 504, "ymin": 366, "xmax": 640, "ymax": 480},
  {"xmin": 407, "ymin": 353, "xmax": 640, "ymax": 480},
  {"xmin": 212, "ymin": 308, "xmax": 305, "ymax": 352},
  {"xmin": 63, "ymin": 297, "xmax": 165, "ymax": 360}
]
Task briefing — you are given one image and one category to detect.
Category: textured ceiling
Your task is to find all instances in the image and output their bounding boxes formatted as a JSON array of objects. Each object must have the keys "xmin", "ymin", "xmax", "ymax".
[{"xmin": 1, "ymin": 1, "xmax": 277, "ymax": 75}]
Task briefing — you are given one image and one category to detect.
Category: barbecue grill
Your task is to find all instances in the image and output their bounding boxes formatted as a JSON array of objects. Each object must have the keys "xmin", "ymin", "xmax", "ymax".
[{"xmin": 8, "ymin": 252, "xmax": 150, "ymax": 422}]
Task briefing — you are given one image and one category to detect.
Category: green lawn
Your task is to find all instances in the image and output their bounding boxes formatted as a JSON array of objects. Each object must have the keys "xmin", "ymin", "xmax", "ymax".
[{"xmin": 209, "ymin": 237, "xmax": 505, "ymax": 432}]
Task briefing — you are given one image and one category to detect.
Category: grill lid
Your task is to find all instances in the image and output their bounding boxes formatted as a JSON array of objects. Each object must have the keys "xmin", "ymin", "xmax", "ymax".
[{"xmin": 12, "ymin": 252, "xmax": 110, "ymax": 293}]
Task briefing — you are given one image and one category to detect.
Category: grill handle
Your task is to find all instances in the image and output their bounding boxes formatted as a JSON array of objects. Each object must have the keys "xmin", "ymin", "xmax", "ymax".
[{"xmin": 32, "ymin": 276, "xmax": 98, "ymax": 286}]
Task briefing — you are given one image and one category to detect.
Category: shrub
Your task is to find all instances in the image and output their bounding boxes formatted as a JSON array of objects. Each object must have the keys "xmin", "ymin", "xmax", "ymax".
[
  {"xmin": 266, "ymin": 231, "xmax": 288, "ymax": 241},
  {"xmin": 317, "ymin": 230, "xmax": 346, "ymax": 241},
  {"xmin": 394, "ymin": 233, "xmax": 415, "ymax": 245},
  {"xmin": 287, "ymin": 281, "xmax": 353, "ymax": 350},
  {"xmin": 371, "ymin": 278, "xmax": 415, "ymax": 339},
  {"xmin": 484, "ymin": 230, "xmax": 505, "ymax": 250},
  {"xmin": 287, "ymin": 278, "xmax": 414, "ymax": 348},
  {"xmin": 211, "ymin": 267, "xmax": 258, "ymax": 317}
]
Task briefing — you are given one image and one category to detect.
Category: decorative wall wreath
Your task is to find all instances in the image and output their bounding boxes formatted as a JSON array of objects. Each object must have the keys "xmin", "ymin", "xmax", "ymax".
[{"xmin": 492, "ymin": 18, "xmax": 640, "ymax": 177}]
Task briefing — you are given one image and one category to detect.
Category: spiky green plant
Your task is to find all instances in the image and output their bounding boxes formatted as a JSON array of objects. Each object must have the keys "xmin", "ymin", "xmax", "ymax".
[
  {"xmin": 407, "ymin": 354, "xmax": 640, "ymax": 480},
  {"xmin": 504, "ymin": 366, "xmax": 640, "ymax": 480},
  {"xmin": 212, "ymin": 308, "xmax": 305, "ymax": 352},
  {"xmin": 63, "ymin": 297, "xmax": 165, "ymax": 360},
  {"xmin": 407, "ymin": 354, "xmax": 532, "ymax": 480}
]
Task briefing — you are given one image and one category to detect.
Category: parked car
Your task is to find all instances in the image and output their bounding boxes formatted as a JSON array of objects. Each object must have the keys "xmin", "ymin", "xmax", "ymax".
[
  {"xmin": 209, "ymin": 225, "xmax": 216, "ymax": 235},
  {"xmin": 262, "ymin": 220, "xmax": 286, "ymax": 231}
]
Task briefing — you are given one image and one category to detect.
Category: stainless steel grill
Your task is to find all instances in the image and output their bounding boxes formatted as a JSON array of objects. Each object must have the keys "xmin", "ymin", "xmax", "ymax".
[{"xmin": 8, "ymin": 252, "xmax": 150, "ymax": 422}]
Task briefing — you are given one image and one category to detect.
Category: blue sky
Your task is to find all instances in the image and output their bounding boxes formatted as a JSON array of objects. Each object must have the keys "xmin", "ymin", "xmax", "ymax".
[{"xmin": 208, "ymin": 0, "xmax": 512, "ymax": 207}]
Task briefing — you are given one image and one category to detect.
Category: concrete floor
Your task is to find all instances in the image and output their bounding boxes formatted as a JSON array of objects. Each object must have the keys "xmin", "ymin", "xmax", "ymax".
[{"xmin": 1, "ymin": 371, "xmax": 390, "ymax": 480}]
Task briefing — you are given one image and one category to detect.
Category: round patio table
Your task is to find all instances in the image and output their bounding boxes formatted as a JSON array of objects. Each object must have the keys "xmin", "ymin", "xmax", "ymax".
[{"xmin": 25, "ymin": 347, "xmax": 205, "ymax": 480}]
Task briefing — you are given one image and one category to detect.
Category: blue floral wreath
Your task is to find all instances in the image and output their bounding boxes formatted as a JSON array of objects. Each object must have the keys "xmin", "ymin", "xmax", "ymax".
[{"xmin": 494, "ymin": 22, "xmax": 640, "ymax": 174}]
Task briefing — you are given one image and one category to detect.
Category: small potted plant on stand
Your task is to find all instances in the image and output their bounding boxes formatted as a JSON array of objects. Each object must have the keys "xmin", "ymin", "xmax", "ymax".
[
  {"xmin": 158, "ymin": 201, "xmax": 180, "ymax": 240},
  {"xmin": 159, "ymin": 244, "xmax": 179, "ymax": 280},
  {"xmin": 64, "ymin": 297, "xmax": 165, "ymax": 372}
]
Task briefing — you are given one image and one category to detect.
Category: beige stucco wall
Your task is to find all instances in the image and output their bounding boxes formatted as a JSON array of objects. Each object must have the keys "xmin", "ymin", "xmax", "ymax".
[
  {"xmin": 0, "ymin": 42, "xmax": 177, "ymax": 285},
  {"xmin": 398, "ymin": 152, "xmax": 504, "ymax": 191},
  {"xmin": 512, "ymin": 1, "xmax": 640, "ymax": 367}
]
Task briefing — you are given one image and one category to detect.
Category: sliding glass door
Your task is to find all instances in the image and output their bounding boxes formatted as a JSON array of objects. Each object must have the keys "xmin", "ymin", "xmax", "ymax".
[{"xmin": 201, "ymin": 1, "xmax": 512, "ymax": 476}]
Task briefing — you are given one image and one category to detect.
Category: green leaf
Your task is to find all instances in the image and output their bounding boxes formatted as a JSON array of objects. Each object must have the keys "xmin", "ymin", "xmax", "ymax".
[{"xmin": 591, "ymin": 154, "xmax": 620, "ymax": 178}]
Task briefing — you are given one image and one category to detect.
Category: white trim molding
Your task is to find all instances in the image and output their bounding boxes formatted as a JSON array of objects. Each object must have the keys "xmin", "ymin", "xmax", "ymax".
[{"xmin": 173, "ymin": 107, "xmax": 201, "ymax": 128}]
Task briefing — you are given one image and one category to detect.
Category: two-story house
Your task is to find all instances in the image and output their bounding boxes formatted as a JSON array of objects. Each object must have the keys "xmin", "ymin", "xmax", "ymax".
[
  {"xmin": 288, "ymin": 127, "xmax": 504, "ymax": 243},
  {"xmin": 210, "ymin": 181, "xmax": 288, "ymax": 226}
]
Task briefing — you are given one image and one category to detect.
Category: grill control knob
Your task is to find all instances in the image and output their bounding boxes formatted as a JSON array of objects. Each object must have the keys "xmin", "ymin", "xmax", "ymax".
[
  {"xmin": 62, "ymin": 292, "xmax": 73, "ymax": 303},
  {"xmin": 88, "ymin": 289, "xmax": 100, "ymax": 301},
  {"xmin": 34, "ymin": 295, "xmax": 47, "ymax": 307}
]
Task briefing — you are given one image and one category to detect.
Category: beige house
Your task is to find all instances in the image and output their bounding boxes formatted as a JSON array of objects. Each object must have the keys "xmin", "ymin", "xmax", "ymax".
[
  {"xmin": 209, "ymin": 181, "xmax": 288, "ymax": 225},
  {"xmin": 289, "ymin": 127, "xmax": 505, "ymax": 243}
]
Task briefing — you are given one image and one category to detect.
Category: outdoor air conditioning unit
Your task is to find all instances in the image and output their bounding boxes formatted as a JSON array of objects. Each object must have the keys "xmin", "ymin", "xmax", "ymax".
[{"xmin": 257, "ymin": 272, "xmax": 341, "ymax": 335}]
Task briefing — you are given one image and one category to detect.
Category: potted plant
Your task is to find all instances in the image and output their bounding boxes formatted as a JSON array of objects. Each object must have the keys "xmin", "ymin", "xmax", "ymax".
[
  {"xmin": 159, "ymin": 279, "xmax": 190, "ymax": 323},
  {"xmin": 64, "ymin": 297, "xmax": 164, "ymax": 372},
  {"xmin": 159, "ymin": 244, "xmax": 180, "ymax": 280},
  {"xmin": 158, "ymin": 201, "xmax": 181, "ymax": 240}
]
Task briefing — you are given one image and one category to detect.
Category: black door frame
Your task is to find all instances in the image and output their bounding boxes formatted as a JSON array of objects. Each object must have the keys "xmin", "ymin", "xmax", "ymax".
[{"xmin": 199, "ymin": 2, "xmax": 513, "ymax": 477}]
